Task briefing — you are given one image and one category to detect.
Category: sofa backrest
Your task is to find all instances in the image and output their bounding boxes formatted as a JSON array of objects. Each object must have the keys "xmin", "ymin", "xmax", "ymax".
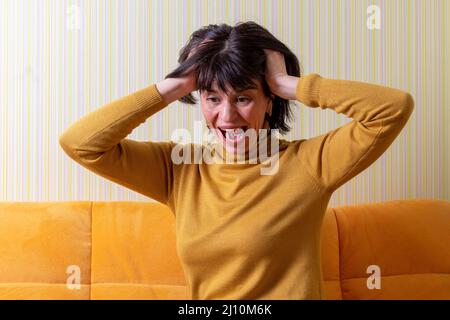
[
  {"xmin": 0, "ymin": 199, "xmax": 449, "ymax": 299},
  {"xmin": 0, "ymin": 201, "xmax": 188, "ymax": 300},
  {"xmin": 323, "ymin": 199, "xmax": 450, "ymax": 299}
]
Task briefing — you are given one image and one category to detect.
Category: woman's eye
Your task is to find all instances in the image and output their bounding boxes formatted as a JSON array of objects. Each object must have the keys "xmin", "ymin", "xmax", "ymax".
[
  {"xmin": 206, "ymin": 97, "xmax": 251, "ymax": 104},
  {"xmin": 237, "ymin": 97, "xmax": 250, "ymax": 103}
]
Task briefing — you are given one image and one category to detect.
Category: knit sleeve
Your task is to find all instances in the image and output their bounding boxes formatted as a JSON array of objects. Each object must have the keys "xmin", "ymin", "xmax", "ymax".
[
  {"xmin": 295, "ymin": 73, "xmax": 414, "ymax": 193},
  {"xmin": 58, "ymin": 83, "xmax": 175, "ymax": 205}
]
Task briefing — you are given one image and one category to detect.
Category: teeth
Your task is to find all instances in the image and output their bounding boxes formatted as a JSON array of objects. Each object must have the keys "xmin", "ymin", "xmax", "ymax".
[{"xmin": 225, "ymin": 130, "xmax": 243, "ymax": 139}]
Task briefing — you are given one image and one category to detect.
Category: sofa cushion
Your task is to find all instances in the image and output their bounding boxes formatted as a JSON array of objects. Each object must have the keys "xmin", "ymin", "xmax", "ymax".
[
  {"xmin": 0, "ymin": 202, "xmax": 91, "ymax": 299},
  {"xmin": 334, "ymin": 199, "xmax": 450, "ymax": 299},
  {"xmin": 90, "ymin": 201, "xmax": 188, "ymax": 299},
  {"xmin": 321, "ymin": 207, "xmax": 342, "ymax": 299}
]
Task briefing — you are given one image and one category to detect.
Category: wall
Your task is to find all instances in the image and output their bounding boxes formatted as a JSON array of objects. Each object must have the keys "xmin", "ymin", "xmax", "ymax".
[{"xmin": 0, "ymin": 0, "xmax": 448, "ymax": 205}]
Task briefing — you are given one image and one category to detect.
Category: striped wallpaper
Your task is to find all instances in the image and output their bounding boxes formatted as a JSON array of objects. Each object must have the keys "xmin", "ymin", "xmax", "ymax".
[{"xmin": 0, "ymin": 0, "xmax": 448, "ymax": 206}]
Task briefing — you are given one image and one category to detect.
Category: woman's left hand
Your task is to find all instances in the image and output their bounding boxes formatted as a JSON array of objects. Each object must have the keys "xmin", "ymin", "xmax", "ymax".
[
  {"xmin": 264, "ymin": 49, "xmax": 288, "ymax": 88},
  {"xmin": 264, "ymin": 49, "xmax": 299, "ymax": 101}
]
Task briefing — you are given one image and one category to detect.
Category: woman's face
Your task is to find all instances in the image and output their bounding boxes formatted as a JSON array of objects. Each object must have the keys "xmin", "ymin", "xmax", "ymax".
[{"xmin": 200, "ymin": 79, "xmax": 273, "ymax": 153}]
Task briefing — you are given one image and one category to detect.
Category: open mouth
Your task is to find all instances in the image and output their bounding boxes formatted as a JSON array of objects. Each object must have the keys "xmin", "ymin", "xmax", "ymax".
[{"xmin": 217, "ymin": 126, "xmax": 248, "ymax": 143}]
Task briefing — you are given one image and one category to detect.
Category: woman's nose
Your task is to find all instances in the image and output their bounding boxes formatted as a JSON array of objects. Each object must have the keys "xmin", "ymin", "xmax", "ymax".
[{"xmin": 220, "ymin": 103, "xmax": 239, "ymax": 122}]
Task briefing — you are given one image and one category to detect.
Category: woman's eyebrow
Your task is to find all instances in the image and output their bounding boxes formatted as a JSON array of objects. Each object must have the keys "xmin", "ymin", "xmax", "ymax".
[{"xmin": 207, "ymin": 88, "xmax": 257, "ymax": 94}]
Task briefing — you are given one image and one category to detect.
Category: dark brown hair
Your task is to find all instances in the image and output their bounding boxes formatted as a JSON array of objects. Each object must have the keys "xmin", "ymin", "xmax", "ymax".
[{"xmin": 165, "ymin": 21, "xmax": 302, "ymax": 135}]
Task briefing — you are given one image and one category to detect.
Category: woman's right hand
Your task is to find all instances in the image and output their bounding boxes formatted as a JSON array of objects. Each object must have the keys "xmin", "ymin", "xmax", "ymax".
[
  {"xmin": 156, "ymin": 51, "xmax": 199, "ymax": 104},
  {"xmin": 182, "ymin": 39, "xmax": 213, "ymax": 92},
  {"xmin": 181, "ymin": 50, "xmax": 200, "ymax": 92},
  {"xmin": 157, "ymin": 39, "xmax": 212, "ymax": 104}
]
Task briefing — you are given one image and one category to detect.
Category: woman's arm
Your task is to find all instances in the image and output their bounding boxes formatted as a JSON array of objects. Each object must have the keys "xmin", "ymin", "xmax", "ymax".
[
  {"xmin": 285, "ymin": 73, "xmax": 414, "ymax": 192},
  {"xmin": 59, "ymin": 78, "xmax": 191, "ymax": 206},
  {"xmin": 264, "ymin": 50, "xmax": 414, "ymax": 192}
]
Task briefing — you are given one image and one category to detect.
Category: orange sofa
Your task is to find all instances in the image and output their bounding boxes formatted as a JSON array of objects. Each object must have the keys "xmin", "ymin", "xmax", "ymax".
[{"xmin": 0, "ymin": 199, "xmax": 449, "ymax": 300}]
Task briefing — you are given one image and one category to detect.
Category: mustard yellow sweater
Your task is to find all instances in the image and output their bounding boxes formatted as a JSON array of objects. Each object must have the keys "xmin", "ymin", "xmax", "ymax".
[{"xmin": 59, "ymin": 73, "xmax": 414, "ymax": 299}]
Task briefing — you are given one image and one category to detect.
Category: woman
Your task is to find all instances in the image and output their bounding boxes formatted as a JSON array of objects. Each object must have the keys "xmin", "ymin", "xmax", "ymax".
[{"xmin": 59, "ymin": 21, "xmax": 414, "ymax": 299}]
